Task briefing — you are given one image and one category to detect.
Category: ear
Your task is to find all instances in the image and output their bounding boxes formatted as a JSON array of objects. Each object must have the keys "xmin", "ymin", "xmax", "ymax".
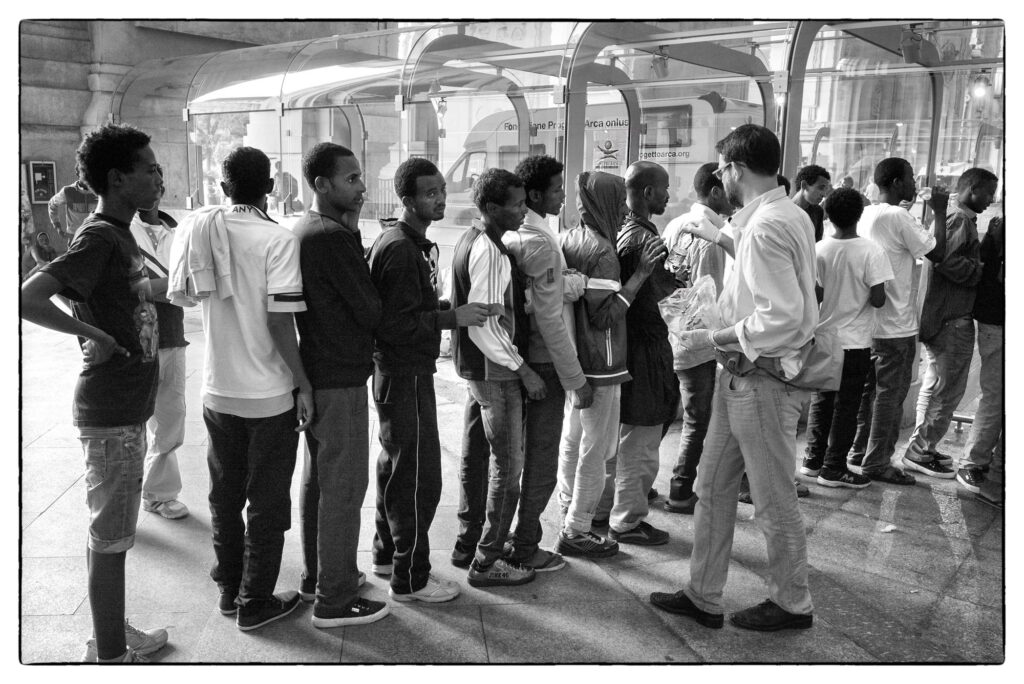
[
  {"xmin": 313, "ymin": 176, "xmax": 331, "ymax": 194},
  {"xmin": 263, "ymin": 177, "xmax": 276, "ymax": 195},
  {"xmin": 220, "ymin": 181, "xmax": 231, "ymax": 197},
  {"xmin": 527, "ymin": 188, "xmax": 543, "ymax": 206},
  {"xmin": 107, "ymin": 167, "xmax": 125, "ymax": 189},
  {"xmin": 400, "ymin": 195, "xmax": 416, "ymax": 212}
]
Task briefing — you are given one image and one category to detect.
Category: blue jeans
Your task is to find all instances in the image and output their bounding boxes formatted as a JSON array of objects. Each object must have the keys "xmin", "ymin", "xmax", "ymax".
[
  {"xmin": 859, "ymin": 335, "xmax": 918, "ymax": 474},
  {"xmin": 300, "ymin": 386, "xmax": 369, "ymax": 610},
  {"xmin": 670, "ymin": 360, "xmax": 717, "ymax": 500},
  {"xmin": 805, "ymin": 348, "xmax": 872, "ymax": 473},
  {"xmin": 467, "ymin": 378, "xmax": 526, "ymax": 566},
  {"xmin": 686, "ymin": 368, "xmax": 813, "ymax": 616},
  {"xmin": 910, "ymin": 317, "xmax": 975, "ymax": 452},
  {"xmin": 371, "ymin": 372, "xmax": 442, "ymax": 595},
  {"xmin": 963, "ymin": 322, "xmax": 1003, "ymax": 470},
  {"xmin": 80, "ymin": 424, "xmax": 146, "ymax": 554},
  {"xmin": 204, "ymin": 405, "xmax": 298, "ymax": 605},
  {"xmin": 508, "ymin": 364, "xmax": 565, "ymax": 562}
]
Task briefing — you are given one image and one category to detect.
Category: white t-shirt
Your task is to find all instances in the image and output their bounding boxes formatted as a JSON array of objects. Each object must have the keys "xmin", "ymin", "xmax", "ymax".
[
  {"xmin": 859, "ymin": 204, "xmax": 935, "ymax": 338},
  {"xmin": 816, "ymin": 237, "xmax": 894, "ymax": 349},
  {"xmin": 200, "ymin": 205, "xmax": 306, "ymax": 413}
]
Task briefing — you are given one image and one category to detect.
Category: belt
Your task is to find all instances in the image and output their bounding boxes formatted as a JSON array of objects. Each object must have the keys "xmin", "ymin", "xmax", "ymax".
[{"xmin": 716, "ymin": 349, "xmax": 784, "ymax": 378}]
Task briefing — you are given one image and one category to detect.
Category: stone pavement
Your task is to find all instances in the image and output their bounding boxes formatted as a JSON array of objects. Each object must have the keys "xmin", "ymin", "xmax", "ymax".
[{"xmin": 19, "ymin": 309, "xmax": 1004, "ymax": 664}]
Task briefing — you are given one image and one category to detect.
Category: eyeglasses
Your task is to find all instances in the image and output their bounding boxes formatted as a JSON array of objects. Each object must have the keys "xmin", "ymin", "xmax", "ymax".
[{"xmin": 713, "ymin": 162, "xmax": 736, "ymax": 179}]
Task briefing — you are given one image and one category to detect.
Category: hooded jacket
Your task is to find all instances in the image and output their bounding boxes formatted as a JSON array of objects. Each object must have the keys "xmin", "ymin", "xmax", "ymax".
[{"xmin": 558, "ymin": 171, "xmax": 633, "ymax": 386}]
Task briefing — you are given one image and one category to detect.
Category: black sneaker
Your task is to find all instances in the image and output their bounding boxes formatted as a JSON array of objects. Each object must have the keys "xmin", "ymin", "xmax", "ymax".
[
  {"xmin": 816, "ymin": 468, "xmax": 871, "ymax": 489},
  {"xmin": 451, "ymin": 543, "xmax": 475, "ymax": 569},
  {"xmin": 956, "ymin": 467, "xmax": 985, "ymax": 494},
  {"xmin": 926, "ymin": 449, "xmax": 954, "ymax": 466},
  {"xmin": 863, "ymin": 465, "xmax": 916, "ymax": 485},
  {"xmin": 236, "ymin": 591, "xmax": 301, "ymax": 631},
  {"xmin": 901, "ymin": 456, "xmax": 955, "ymax": 479},
  {"xmin": 647, "ymin": 488, "xmax": 659, "ymax": 501},
  {"xmin": 730, "ymin": 599, "xmax": 813, "ymax": 631},
  {"xmin": 664, "ymin": 493, "xmax": 698, "ymax": 514},
  {"xmin": 311, "ymin": 597, "xmax": 390, "ymax": 629},
  {"xmin": 800, "ymin": 454, "xmax": 823, "ymax": 477},
  {"xmin": 649, "ymin": 590, "xmax": 724, "ymax": 628},
  {"xmin": 219, "ymin": 589, "xmax": 238, "ymax": 616},
  {"xmin": 553, "ymin": 529, "xmax": 619, "ymax": 558},
  {"xmin": 608, "ymin": 521, "xmax": 669, "ymax": 546}
]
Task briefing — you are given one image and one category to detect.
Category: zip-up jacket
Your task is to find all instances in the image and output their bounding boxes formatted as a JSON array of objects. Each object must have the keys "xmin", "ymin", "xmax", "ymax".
[
  {"xmin": 559, "ymin": 224, "xmax": 633, "ymax": 386},
  {"xmin": 368, "ymin": 218, "xmax": 456, "ymax": 376},
  {"xmin": 451, "ymin": 223, "xmax": 529, "ymax": 382}
]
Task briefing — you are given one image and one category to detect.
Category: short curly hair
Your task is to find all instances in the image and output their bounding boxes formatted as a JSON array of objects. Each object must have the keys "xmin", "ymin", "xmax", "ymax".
[
  {"xmin": 873, "ymin": 157, "xmax": 911, "ymax": 190},
  {"xmin": 514, "ymin": 155, "xmax": 564, "ymax": 197},
  {"xmin": 956, "ymin": 167, "xmax": 998, "ymax": 193},
  {"xmin": 822, "ymin": 187, "xmax": 865, "ymax": 230},
  {"xmin": 795, "ymin": 164, "xmax": 831, "ymax": 189},
  {"xmin": 222, "ymin": 146, "xmax": 271, "ymax": 204},
  {"xmin": 302, "ymin": 142, "xmax": 355, "ymax": 189},
  {"xmin": 471, "ymin": 168, "xmax": 523, "ymax": 212},
  {"xmin": 394, "ymin": 157, "xmax": 441, "ymax": 200},
  {"xmin": 75, "ymin": 123, "xmax": 151, "ymax": 196}
]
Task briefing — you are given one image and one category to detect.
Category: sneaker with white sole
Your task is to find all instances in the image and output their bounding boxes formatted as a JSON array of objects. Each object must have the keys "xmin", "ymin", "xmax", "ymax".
[
  {"xmin": 312, "ymin": 597, "xmax": 390, "ymax": 628},
  {"xmin": 389, "ymin": 574, "xmax": 461, "ymax": 603},
  {"xmin": 467, "ymin": 558, "xmax": 536, "ymax": 587},
  {"xmin": 142, "ymin": 499, "xmax": 189, "ymax": 520},
  {"xmin": 800, "ymin": 454, "xmax": 823, "ymax": 477},
  {"xmin": 300, "ymin": 571, "xmax": 366, "ymax": 602},
  {"xmin": 371, "ymin": 562, "xmax": 393, "ymax": 576},
  {"xmin": 95, "ymin": 647, "xmax": 150, "ymax": 663},
  {"xmin": 513, "ymin": 548, "xmax": 565, "ymax": 572},
  {"xmin": 816, "ymin": 469, "xmax": 871, "ymax": 489},
  {"xmin": 82, "ymin": 619, "xmax": 168, "ymax": 662},
  {"xmin": 236, "ymin": 591, "xmax": 301, "ymax": 631},
  {"xmin": 901, "ymin": 455, "xmax": 955, "ymax": 479},
  {"xmin": 927, "ymin": 449, "xmax": 954, "ymax": 466},
  {"xmin": 956, "ymin": 467, "xmax": 985, "ymax": 494},
  {"xmin": 553, "ymin": 529, "xmax": 618, "ymax": 558}
]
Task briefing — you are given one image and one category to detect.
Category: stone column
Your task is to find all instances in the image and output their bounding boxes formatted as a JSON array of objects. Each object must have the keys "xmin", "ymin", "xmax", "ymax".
[{"xmin": 80, "ymin": 62, "xmax": 132, "ymax": 137}]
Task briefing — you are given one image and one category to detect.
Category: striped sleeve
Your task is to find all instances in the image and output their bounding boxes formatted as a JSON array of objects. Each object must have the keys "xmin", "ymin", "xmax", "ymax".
[
  {"xmin": 266, "ymin": 231, "xmax": 306, "ymax": 313},
  {"xmin": 467, "ymin": 236, "xmax": 524, "ymax": 371}
]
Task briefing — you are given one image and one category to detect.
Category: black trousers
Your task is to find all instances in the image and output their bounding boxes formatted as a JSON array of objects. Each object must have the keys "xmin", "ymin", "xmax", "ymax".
[
  {"xmin": 371, "ymin": 372, "xmax": 442, "ymax": 594},
  {"xmin": 204, "ymin": 404, "xmax": 298, "ymax": 605}
]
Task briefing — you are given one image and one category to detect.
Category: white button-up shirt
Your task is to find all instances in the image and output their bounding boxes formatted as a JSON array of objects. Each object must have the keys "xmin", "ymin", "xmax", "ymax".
[{"xmin": 718, "ymin": 185, "xmax": 818, "ymax": 377}]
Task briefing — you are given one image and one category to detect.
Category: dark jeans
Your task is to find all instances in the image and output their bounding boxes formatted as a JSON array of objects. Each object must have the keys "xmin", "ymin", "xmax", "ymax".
[
  {"xmin": 299, "ymin": 387, "xmax": 369, "ymax": 610},
  {"xmin": 454, "ymin": 389, "xmax": 489, "ymax": 560},
  {"xmin": 371, "ymin": 372, "xmax": 442, "ymax": 595},
  {"xmin": 670, "ymin": 360, "xmax": 717, "ymax": 500},
  {"xmin": 204, "ymin": 404, "xmax": 298, "ymax": 606},
  {"xmin": 859, "ymin": 335, "xmax": 918, "ymax": 474},
  {"xmin": 805, "ymin": 348, "xmax": 873, "ymax": 473},
  {"xmin": 508, "ymin": 363, "xmax": 565, "ymax": 562}
]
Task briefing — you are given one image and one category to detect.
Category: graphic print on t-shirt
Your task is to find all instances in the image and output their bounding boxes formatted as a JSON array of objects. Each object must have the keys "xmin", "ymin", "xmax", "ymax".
[{"xmin": 129, "ymin": 253, "xmax": 159, "ymax": 363}]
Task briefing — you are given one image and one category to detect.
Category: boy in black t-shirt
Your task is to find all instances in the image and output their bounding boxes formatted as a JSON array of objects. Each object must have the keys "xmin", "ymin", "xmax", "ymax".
[{"xmin": 22, "ymin": 123, "xmax": 168, "ymax": 663}]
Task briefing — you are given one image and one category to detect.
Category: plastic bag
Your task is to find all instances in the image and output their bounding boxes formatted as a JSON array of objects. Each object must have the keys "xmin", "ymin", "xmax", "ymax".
[{"xmin": 658, "ymin": 274, "xmax": 723, "ymax": 338}]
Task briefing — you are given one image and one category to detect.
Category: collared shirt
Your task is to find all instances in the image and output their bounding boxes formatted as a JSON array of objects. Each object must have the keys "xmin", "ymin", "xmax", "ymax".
[
  {"xmin": 718, "ymin": 185, "xmax": 818, "ymax": 377},
  {"xmin": 917, "ymin": 204, "xmax": 983, "ymax": 342}
]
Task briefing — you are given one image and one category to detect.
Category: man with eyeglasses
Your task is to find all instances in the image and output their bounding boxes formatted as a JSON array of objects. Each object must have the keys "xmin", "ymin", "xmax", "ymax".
[{"xmin": 650, "ymin": 124, "xmax": 818, "ymax": 632}]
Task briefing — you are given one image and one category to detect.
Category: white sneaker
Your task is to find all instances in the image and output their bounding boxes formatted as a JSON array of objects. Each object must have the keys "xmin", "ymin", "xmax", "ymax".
[
  {"xmin": 143, "ymin": 499, "xmax": 189, "ymax": 520},
  {"xmin": 82, "ymin": 619, "xmax": 168, "ymax": 662},
  {"xmin": 371, "ymin": 562, "xmax": 393, "ymax": 576},
  {"xmin": 389, "ymin": 574, "xmax": 460, "ymax": 603}
]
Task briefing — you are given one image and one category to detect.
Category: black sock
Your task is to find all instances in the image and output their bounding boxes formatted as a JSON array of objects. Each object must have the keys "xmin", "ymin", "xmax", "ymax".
[{"xmin": 88, "ymin": 548, "xmax": 127, "ymax": 660}]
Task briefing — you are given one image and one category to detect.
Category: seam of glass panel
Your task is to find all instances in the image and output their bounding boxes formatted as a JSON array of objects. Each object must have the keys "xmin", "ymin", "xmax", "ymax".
[
  {"xmin": 279, "ymin": 37, "xmax": 322, "ymax": 104},
  {"xmin": 607, "ymin": 22, "xmax": 794, "ymax": 51}
]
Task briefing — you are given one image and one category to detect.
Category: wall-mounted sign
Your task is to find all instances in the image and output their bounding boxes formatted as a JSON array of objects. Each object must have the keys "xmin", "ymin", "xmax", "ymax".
[{"xmin": 29, "ymin": 161, "xmax": 57, "ymax": 205}]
